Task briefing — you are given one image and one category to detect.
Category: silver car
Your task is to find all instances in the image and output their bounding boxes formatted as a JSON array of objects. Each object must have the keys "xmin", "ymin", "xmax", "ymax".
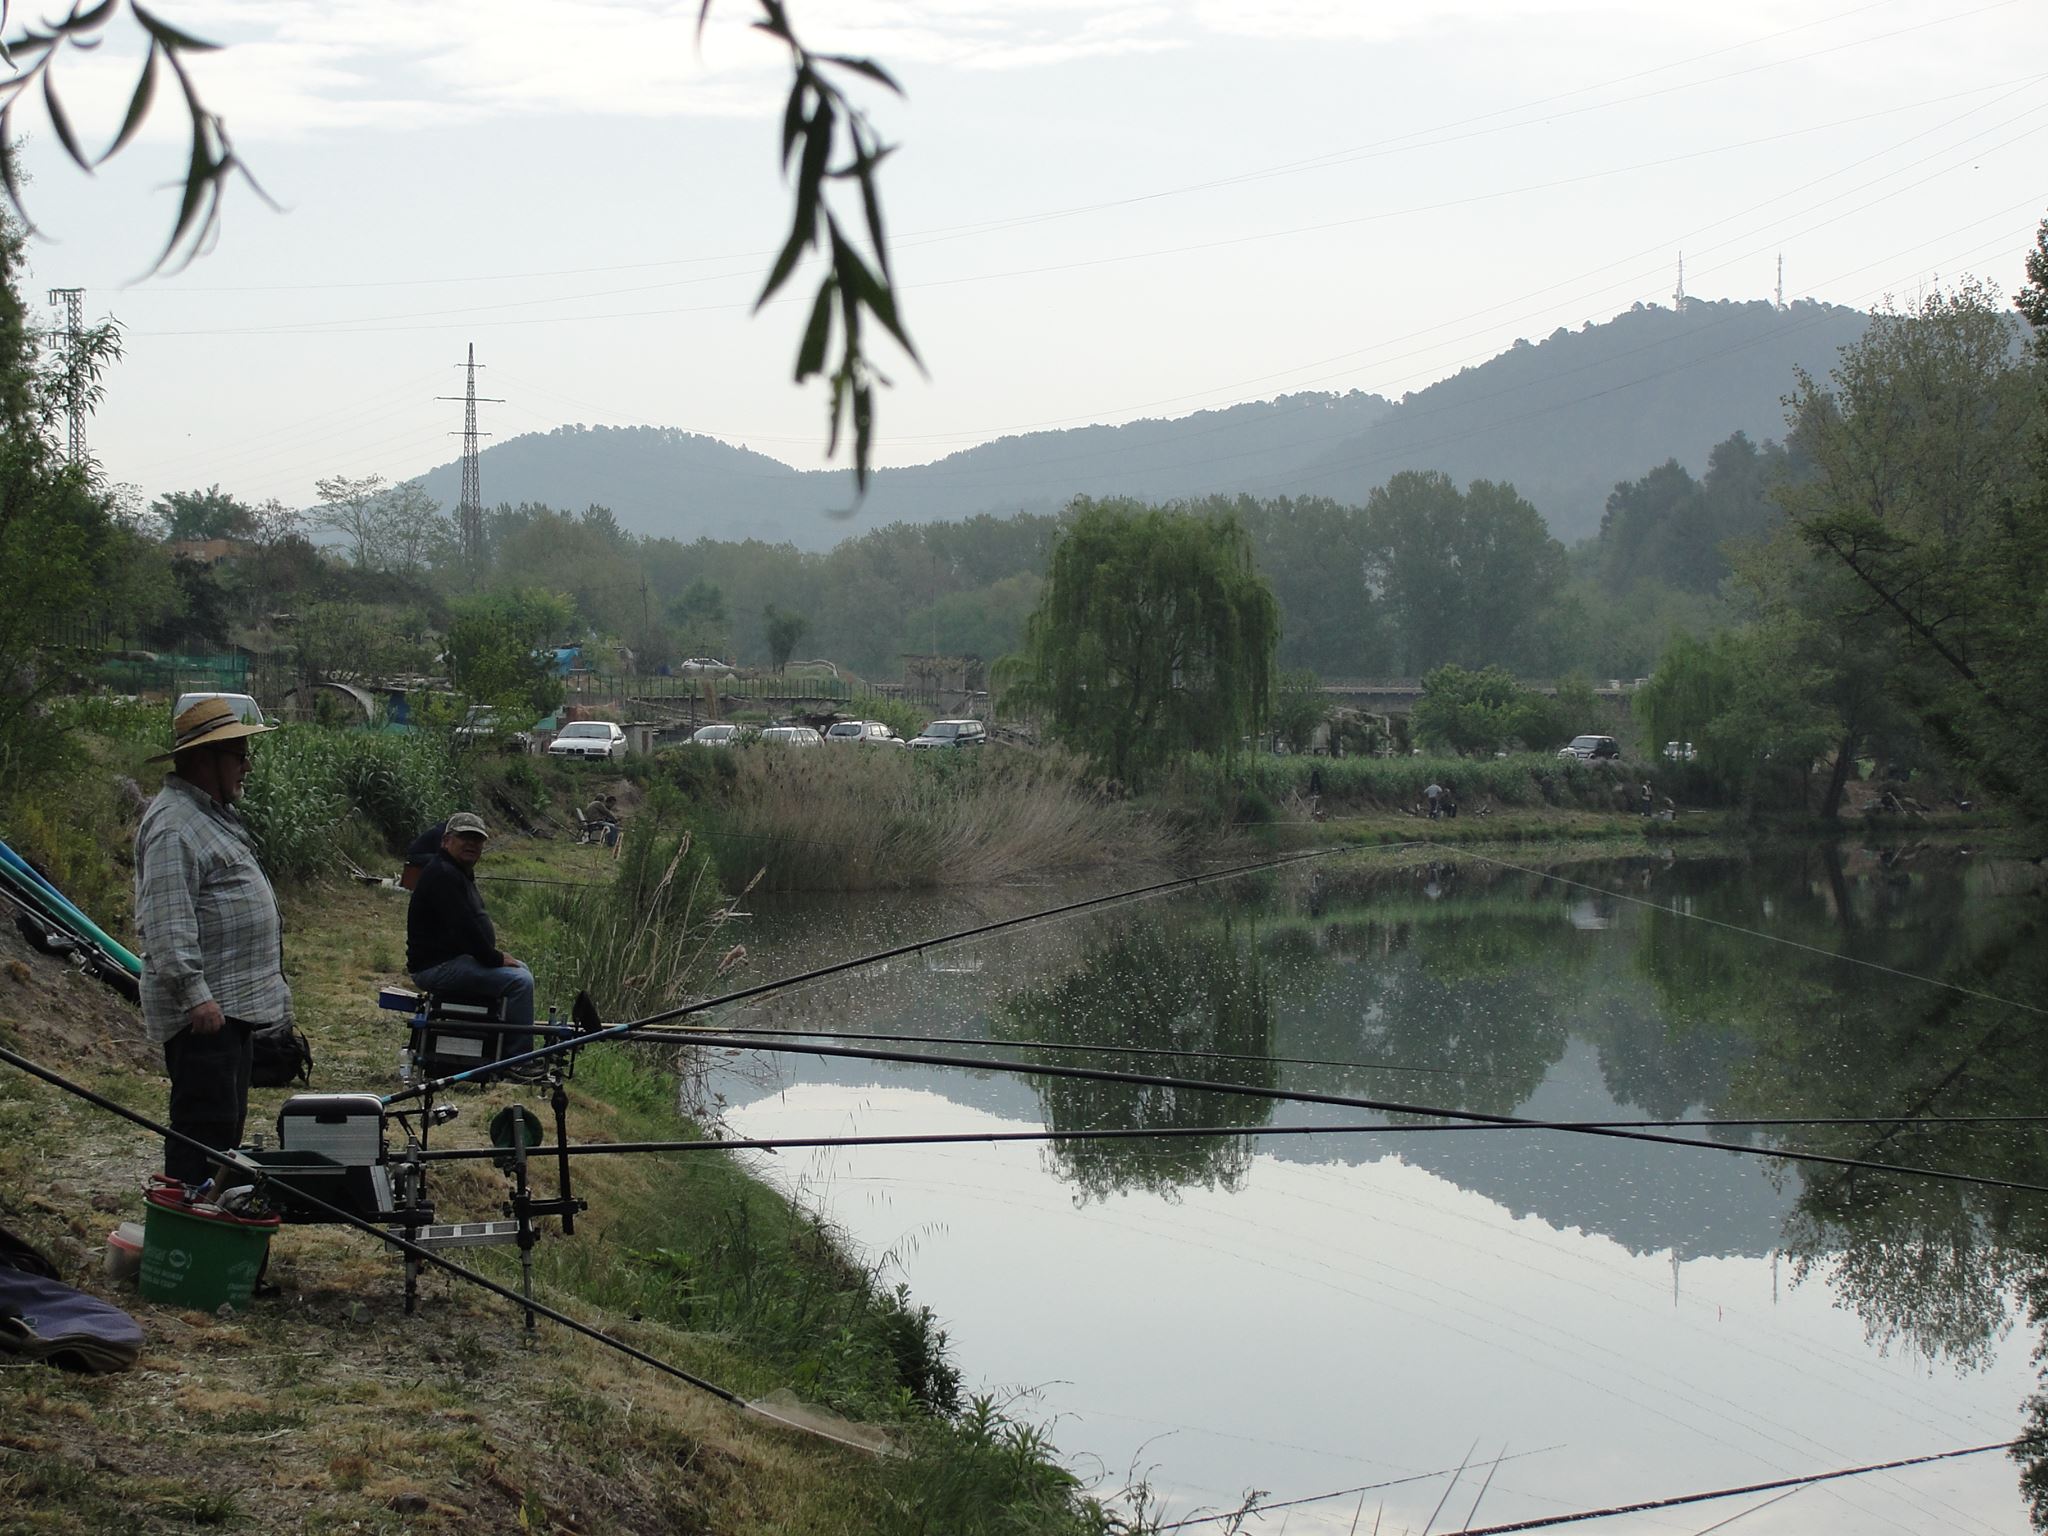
[{"xmin": 824, "ymin": 720, "xmax": 905, "ymax": 747}]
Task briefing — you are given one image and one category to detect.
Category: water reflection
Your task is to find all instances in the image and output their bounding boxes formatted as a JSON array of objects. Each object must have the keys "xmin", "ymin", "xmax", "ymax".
[
  {"xmin": 994, "ymin": 921, "xmax": 1275, "ymax": 1204},
  {"xmin": 713, "ymin": 846, "xmax": 2048, "ymax": 1531}
]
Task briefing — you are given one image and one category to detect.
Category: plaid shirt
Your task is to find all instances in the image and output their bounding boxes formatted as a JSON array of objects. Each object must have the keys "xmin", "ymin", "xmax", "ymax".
[{"xmin": 134, "ymin": 775, "xmax": 292, "ymax": 1045}]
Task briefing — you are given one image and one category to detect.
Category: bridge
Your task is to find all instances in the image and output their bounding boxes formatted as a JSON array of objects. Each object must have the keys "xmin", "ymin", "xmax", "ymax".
[{"xmin": 1319, "ymin": 679, "xmax": 1641, "ymax": 715}]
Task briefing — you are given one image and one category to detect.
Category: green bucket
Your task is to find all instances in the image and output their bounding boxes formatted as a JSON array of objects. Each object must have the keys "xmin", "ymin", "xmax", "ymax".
[{"xmin": 139, "ymin": 1191, "xmax": 278, "ymax": 1310}]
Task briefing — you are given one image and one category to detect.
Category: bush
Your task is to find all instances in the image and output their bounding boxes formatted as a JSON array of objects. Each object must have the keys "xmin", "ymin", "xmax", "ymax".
[{"xmin": 237, "ymin": 728, "xmax": 470, "ymax": 881}]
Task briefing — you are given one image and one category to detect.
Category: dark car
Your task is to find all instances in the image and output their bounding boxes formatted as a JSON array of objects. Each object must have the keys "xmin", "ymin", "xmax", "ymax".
[{"xmin": 1558, "ymin": 734, "xmax": 1621, "ymax": 761}]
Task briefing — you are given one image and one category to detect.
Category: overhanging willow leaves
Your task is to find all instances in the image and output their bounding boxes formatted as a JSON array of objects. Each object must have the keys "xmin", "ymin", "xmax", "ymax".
[{"xmin": 0, "ymin": 0, "xmax": 273, "ymax": 275}]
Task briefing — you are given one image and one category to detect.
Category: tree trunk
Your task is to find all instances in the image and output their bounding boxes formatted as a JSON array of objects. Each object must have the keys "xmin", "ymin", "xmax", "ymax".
[{"xmin": 1818, "ymin": 730, "xmax": 1858, "ymax": 821}]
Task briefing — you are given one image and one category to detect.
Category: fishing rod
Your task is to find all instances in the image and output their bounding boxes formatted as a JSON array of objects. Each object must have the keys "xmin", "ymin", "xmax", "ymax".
[
  {"xmin": 406, "ymin": 1111, "xmax": 2048, "ymax": 1164},
  {"xmin": 583, "ymin": 1031, "xmax": 2048, "ymax": 1198},
  {"xmin": 387, "ymin": 839, "xmax": 1412, "ymax": 1106},
  {"xmin": 642, "ymin": 1023, "xmax": 1505, "ymax": 1079},
  {"xmin": 0, "ymin": 1039, "xmax": 742, "ymax": 1410}
]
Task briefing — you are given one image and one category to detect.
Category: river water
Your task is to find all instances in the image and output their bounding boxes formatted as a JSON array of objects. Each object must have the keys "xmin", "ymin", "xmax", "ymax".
[{"xmin": 700, "ymin": 845, "xmax": 2048, "ymax": 1535}]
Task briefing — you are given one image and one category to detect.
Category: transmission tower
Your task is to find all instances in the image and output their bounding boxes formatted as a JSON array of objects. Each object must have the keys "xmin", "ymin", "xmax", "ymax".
[
  {"xmin": 1672, "ymin": 253, "xmax": 1686, "ymax": 314},
  {"xmin": 46, "ymin": 287, "xmax": 86, "ymax": 466},
  {"xmin": 1775, "ymin": 254, "xmax": 1785, "ymax": 312},
  {"xmin": 437, "ymin": 343, "xmax": 502, "ymax": 580}
]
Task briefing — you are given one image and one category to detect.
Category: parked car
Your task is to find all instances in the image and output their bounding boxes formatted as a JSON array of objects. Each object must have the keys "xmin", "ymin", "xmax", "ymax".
[
  {"xmin": 1662, "ymin": 740, "xmax": 1696, "ymax": 762},
  {"xmin": 548, "ymin": 721, "xmax": 626, "ymax": 762},
  {"xmin": 1557, "ymin": 734, "xmax": 1621, "ymax": 761},
  {"xmin": 688, "ymin": 723, "xmax": 753, "ymax": 748},
  {"xmin": 759, "ymin": 726, "xmax": 824, "ymax": 747},
  {"xmin": 908, "ymin": 719, "xmax": 987, "ymax": 750},
  {"xmin": 174, "ymin": 691, "xmax": 264, "ymax": 725},
  {"xmin": 452, "ymin": 705, "xmax": 532, "ymax": 752},
  {"xmin": 677, "ymin": 658, "xmax": 737, "ymax": 677},
  {"xmin": 824, "ymin": 720, "xmax": 905, "ymax": 747}
]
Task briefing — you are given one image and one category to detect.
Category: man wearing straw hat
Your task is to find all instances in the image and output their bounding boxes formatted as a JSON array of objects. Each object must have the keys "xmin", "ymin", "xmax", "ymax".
[{"xmin": 134, "ymin": 698, "xmax": 292, "ymax": 1186}]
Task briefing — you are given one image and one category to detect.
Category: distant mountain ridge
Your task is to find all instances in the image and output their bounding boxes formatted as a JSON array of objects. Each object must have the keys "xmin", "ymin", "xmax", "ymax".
[{"xmin": 414, "ymin": 297, "xmax": 1869, "ymax": 548}]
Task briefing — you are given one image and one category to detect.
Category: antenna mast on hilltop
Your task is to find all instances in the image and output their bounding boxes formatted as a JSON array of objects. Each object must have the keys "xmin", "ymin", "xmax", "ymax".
[
  {"xmin": 46, "ymin": 287, "xmax": 86, "ymax": 466},
  {"xmin": 1776, "ymin": 254, "xmax": 1785, "ymax": 312},
  {"xmin": 1672, "ymin": 254, "xmax": 1687, "ymax": 314},
  {"xmin": 438, "ymin": 343, "xmax": 503, "ymax": 581}
]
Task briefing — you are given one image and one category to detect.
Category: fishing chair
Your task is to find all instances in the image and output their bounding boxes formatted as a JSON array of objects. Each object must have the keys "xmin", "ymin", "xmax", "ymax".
[{"xmin": 378, "ymin": 985, "xmax": 542, "ymax": 1080}]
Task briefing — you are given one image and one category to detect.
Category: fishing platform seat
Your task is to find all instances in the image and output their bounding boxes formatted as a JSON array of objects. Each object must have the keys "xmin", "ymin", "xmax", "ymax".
[
  {"xmin": 378, "ymin": 984, "xmax": 539, "ymax": 1079},
  {"xmin": 252, "ymin": 1093, "xmax": 409, "ymax": 1225}
]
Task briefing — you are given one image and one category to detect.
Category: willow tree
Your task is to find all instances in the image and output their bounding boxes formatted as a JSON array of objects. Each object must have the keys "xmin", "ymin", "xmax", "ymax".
[{"xmin": 1003, "ymin": 498, "xmax": 1278, "ymax": 789}]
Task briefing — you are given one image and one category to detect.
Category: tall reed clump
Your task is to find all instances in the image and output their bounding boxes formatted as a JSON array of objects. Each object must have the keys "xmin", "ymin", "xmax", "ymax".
[
  {"xmin": 696, "ymin": 744, "xmax": 1175, "ymax": 891},
  {"xmin": 492, "ymin": 784, "xmax": 746, "ymax": 1020},
  {"xmin": 237, "ymin": 728, "xmax": 469, "ymax": 883}
]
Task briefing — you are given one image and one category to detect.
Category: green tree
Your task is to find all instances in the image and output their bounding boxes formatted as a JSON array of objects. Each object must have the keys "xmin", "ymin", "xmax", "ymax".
[
  {"xmin": 1002, "ymin": 498, "xmax": 1278, "ymax": 789},
  {"xmin": 668, "ymin": 579, "xmax": 731, "ymax": 657},
  {"xmin": 0, "ymin": 215, "xmax": 126, "ymax": 747},
  {"xmin": 763, "ymin": 604, "xmax": 811, "ymax": 672},
  {"xmin": 1777, "ymin": 274, "xmax": 2044, "ymax": 825},
  {"xmin": 151, "ymin": 484, "xmax": 258, "ymax": 542},
  {"xmin": 444, "ymin": 589, "xmax": 573, "ymax": 718},
  {"xmin": 1269, "ymin": 668, "xmax": 1327, "ymax": 754},
  {"xmin": 1411, "ymin": 664, "xmax": 1576, "ymax": 755},
  {"xmin": 1363, "ymin": 472, "xmax": 1566, "ymax": 675}
]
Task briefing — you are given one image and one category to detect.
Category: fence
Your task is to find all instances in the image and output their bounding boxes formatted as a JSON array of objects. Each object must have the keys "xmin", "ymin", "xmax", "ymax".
[{"xmin": 93, "ymin": 653, "xmax": 252, "ymax": 696}]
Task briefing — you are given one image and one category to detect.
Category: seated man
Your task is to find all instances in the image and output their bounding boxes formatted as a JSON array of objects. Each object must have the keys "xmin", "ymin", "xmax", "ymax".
[
  {"xmin": 405, "ymin": 811, "xmax": 534, "ymax": 1041},
  {"xmin": 580, "ymin": 794, "xmax": 621, "ymax": 847}
]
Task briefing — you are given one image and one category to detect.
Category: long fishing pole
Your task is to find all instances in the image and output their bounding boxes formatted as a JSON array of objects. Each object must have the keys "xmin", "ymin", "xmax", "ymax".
[
  {"xmin": 387, "ymin": 839, "xmax": 1410, "ymax": 1106},
  {"xmin": 608, "ymin": 1031, "xmax": 2048, "ymax": 1197},
  {"xmin": 642, "ymin": 1023, "xmax": 1503, "ymax": 1079},
  {"xmin": 0, "ymin": 1040, "xmax": 757, "ymax": 1408},
  {"xmin": 409, "ymin": 1113, "xmax": 2048, "ymax": 1164}
]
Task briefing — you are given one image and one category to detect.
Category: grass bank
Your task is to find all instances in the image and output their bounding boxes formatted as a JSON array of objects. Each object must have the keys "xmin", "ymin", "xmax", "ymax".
[{"xmin": 0, "ymin": 714, "xmax": 1132, "ymax": 1535}]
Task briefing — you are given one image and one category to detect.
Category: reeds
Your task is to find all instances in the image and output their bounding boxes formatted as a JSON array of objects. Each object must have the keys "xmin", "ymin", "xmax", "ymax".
[{"xmin": 699, "ymin": 745, "xmax": 1176, "ymax": 891}]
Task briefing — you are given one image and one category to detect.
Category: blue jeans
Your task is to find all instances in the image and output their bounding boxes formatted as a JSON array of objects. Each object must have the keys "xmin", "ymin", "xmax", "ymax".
[{"xmin": 410, "ymin": 955, "xmax": 535, "ymax": 1032}]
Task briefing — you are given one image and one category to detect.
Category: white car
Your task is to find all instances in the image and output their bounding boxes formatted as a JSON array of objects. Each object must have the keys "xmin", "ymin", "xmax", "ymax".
[
  {"xmin": 677, "ymin": 658, "xmax": 737, "ymax": 677},
  {"xmin": 824, "ymin": 720, "xmax": 905, "ymax": 747},
  {"xmin": 174, "ymin": 691, "xmax": 264, "ymax": 725},
  {"xmin": 908, "ymin": 719, "xmax": 987, "ymax": 749},
  {"xmin": 452, "ymin": 705, "xmax": 532, "ymax": 751},
  {"xmin": 759, "ymin": 726, "xmax": 824, "ymax": 747},
  {"xmin": 548, "ymin": 721, "xmax": 626, "ymax": 762},
  {"xmin": 689, "ymin": 723, "xmax": 754, "ymax": 747}
]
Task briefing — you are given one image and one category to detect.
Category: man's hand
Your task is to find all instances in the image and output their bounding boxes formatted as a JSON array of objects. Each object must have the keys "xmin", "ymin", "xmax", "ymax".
[
  {"xmin": 498, "ymin": 956, "xmax": 521, "ymax": 970},
  {"xmin": 186, "ymin": 1000, "xmax": 225, "ymax": 1036}
]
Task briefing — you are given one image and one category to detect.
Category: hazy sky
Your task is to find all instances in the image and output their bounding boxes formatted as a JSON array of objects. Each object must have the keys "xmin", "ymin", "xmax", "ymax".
[{"xmin": 11, "ymin": 0, "xmax": 2048, "ymax": 516}]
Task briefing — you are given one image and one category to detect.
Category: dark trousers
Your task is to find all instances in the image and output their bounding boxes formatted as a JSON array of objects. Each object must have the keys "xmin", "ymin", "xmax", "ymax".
[{"xmin": 162, "ymin": 1018, "xmax": 256, "ymax": 1184}]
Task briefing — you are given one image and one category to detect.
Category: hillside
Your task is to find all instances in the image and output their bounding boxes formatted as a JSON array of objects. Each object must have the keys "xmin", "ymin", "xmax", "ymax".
[
  {"xmin": 1293, "ymin": 297, "xmax": 1871, "ymax": 542},
  {"xmin": 413, "ymin": 299, "xmax": 1869, "ymax": 548}
]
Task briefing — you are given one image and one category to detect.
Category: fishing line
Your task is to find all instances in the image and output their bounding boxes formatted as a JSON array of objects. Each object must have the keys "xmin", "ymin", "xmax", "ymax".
[
  {"xmin": 0, "ymin": 1040, "xmax": 858, "ymax": 1436},
  {"xmin": 388, "ymin": 840, "xmax": 1422, "ymax": 1105},
  {"xmin": 1438, "ymin": 846, "xmax": 2048, "ymax": 1019},
  {"xmin": 1439, "ymin": 1439, "xmax": 2019, "ymax": 1535},
  {"xmin": 409, "ymin": 1113, "xmax": 2048, "ymax": 1164},
  {"xmin": 614, "ymin": 1032, "xmax": 2048, "ymax": 1197},
  {"xmin": 678, "ymin": 1024, "xmax": 1502, "ymax": 1080}
]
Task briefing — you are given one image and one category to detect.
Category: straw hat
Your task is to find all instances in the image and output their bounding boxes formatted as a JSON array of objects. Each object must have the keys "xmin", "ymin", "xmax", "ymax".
[{"xmin": 148, "ymin": 698, "xmax": 276, "ymax": 763}]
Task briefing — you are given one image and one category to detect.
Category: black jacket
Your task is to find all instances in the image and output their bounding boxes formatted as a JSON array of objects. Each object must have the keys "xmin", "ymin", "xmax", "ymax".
[{"xmin": 407, "ymin": 851, "xmax": 503, "ymax": 972}]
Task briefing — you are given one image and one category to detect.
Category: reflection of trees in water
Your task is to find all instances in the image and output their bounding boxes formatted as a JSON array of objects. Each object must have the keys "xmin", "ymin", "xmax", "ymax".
[
  {"xmin": 996, "ymin": 921, "xmax": 1276, "ymax": 1205},
  {"xmin": 1638, "ymin": 853, "xmax": 2048, "ymax": 1526}
]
